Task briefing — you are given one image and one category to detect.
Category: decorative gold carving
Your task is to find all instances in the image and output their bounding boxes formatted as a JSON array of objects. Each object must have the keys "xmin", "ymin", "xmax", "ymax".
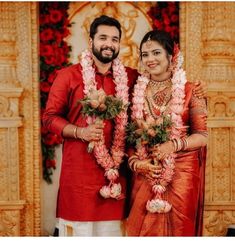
[
  {"xmin": 0, "ymin": 96, "xmax": 12, "ymax": 117},
  {"xmin": 212, "ymin": 128, "xmax": 230, "ymax": 201},
  {"xmin": 0, "ymin": 88, "xmax": 23, "ymax": 120},
  {"xmin": 232, "ymin": 128, "xmax": 235, "ymax": 202},
  {"xmin": 180, "ymin": 2, "xmax": 204, "ymax": 81},
  {"xmin": 0, "ymin": 2, "xmax": 41, "ymax": 236},
  {"xmin": 209, "ymin": 94, "xmax": 235, "ymax": 118},
  {"xmin": 0, "ymin": 2, "xmax": 18, "ymax": 88},
  {"xmin": 204, "ymin": 211, "xmax": 235, "ymax": 236},
  {"xmin": 0, "ymin": 2, "xmax": 16, "ymax": 41},
  {"xmin": 15, "ymin": 2, "xmax": 41, "ymax": 236},
  {"xmin": 0, "ymin": 210, "xmax": 18, "ymax": 236},
  {"xmin": 0, "ymin": 202, "xmax": 25, "ymax": 236},
  {"xmin": 0, "ymin": 129, "xmax": 8, "ymax": 201},
  {"xmin": 0, "ymin": 128, "xmax": 21, "ymax": 202},
  {"xmin": 201, "ymin": 2, "xmax": 235, "ymax": 84},
  {"xmin": 181, "ymin": 2, "xmax": 235, "ymax": 236}
]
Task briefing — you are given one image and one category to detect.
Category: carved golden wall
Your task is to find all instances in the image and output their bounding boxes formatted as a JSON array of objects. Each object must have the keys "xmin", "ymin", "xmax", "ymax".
[
  {"xmin": 0, "ymin": 1, "xmax": 234, "ymax": 237},
  {"xmin": 180, "ymin": 2, "xmax": 235, "ymax": 236},
  {"xmin": 0, "ymin": 2, "xmax": 41, "ymax": 236}
]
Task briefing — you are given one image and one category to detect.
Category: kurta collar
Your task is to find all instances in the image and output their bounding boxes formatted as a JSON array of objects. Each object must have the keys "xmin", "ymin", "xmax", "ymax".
[{"xmin": 93, "ymin": 63, "xmax": 113, "ymax": 77}]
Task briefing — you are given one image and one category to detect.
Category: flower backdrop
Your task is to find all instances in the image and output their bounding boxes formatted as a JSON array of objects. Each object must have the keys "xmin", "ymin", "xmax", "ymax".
[
  {"xmin": 148, "ymin": 2, "xmax": 179, "ymax": 43},
  {"xmin": 39, "ymin": 2, "xmax": 179, "ymax": 183},
  {"xmin": 39, "ymin": 2, "xmax": 72, "ymax": 183}
]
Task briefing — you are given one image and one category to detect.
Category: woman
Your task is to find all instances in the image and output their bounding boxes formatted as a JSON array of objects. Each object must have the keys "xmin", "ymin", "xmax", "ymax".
[{"xmin": 126, "ymin": 30, "xmax": 207, "ymax": 236}]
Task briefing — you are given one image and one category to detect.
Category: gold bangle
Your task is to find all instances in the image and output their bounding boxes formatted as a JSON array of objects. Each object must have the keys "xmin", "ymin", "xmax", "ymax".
[
  {"xmin": 80, "ymin": 128, "xmax": 85, "ymax": 142},
  {"xmin": 128, "ymin": 155, "xmax": 139, "ymax": 171},
  {"xmin": 171, "ymin": 139, "xmax": 177, "ymax": 152},
  {"xmin": 73, "ymin": 126, "xmax": 78, "ymax": 139}
]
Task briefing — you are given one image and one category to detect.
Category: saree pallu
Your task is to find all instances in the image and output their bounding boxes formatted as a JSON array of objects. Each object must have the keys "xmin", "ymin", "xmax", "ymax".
[{"xmin": 126, "ymin": 147, "xmax": 206, "ymax": 236}]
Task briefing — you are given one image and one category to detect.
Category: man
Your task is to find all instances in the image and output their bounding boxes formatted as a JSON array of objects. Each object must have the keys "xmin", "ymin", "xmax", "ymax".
[
  {"xmin": 43, "ymin": 15, "xmax": 205, "ymax": 236},
  {"xmin": 43, "ymin": 15, "xmax": 138, "ymax": 236}
]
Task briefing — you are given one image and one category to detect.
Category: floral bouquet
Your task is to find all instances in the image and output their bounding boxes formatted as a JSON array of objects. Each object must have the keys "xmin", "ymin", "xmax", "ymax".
[
  {"xmin": 126, "ymin": 115, "xmax": 172, "ymax": 148},
  {"xmin": 80, "ymin": 88, "xmax": 125, "ymax": 152},
  {"xmin": 126, "ymin": 115, "xmax": 175, "ymax": 213}
]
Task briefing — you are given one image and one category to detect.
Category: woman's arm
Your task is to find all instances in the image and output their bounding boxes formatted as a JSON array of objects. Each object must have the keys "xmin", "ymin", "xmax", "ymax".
[{"xmin": 152, "ymin": 91, "xmax": 208, "ymax": 155}]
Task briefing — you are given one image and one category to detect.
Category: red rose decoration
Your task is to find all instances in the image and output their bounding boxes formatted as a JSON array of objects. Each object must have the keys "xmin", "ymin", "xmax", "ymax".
[
  {"xmin": 40, "ymin": 44, "xmax": 54, "ymax": 56},
  {"xmin": 44, "ymin": 133, "xmax": 58, "ymax": 146},
  {"xmin": 154, "ymin": 19, "xmax": 163, "ymax": 30},
  {"xmin": 161, "ymin": 8, "xmax": 168, "ymax": 16},
  {"xmin": 39, "ymin": 15, "xmax": 50, "ymax": 25},
  {"xmin": 41, "ymin": 126, "xmax": 48, "ymax": 135},
  {"xmin": 61, "ymin": 27, "xmax": 70, "ymax": 38},
  {"xmin": 148, "ymin": 2, "xmax": 179, "ymax": 44},
  {"xmin": 171, "ymin": 15, "xmax": 179, "ymax": 23},
  {"xmin": 40, "ymin": 28, "xmax": 54, "ymax": 42},
  {"xmin": 165, "ymin": 26, "xmax": 172, "ymax": 33},
  {"xmin": 163, "ymin": 16, "xmax": 170, "ymax": 26},
  {"xmin": 44, "ymin": 55, "xmax": 56, "ymax": 65},
  {"xmin": 54, "ymin": 31, "xmax": 63, "ymax": 44},
  {"xmin": 40, "ymin": 81, "xmax": 51, "ymax": 93},
  {"xmin": 46, "ymin": 159, "xmax": 56, "ymax": 169},
  {"xmin": 49, "ymin": 9, "xmax": 63, "ymax": 23}
]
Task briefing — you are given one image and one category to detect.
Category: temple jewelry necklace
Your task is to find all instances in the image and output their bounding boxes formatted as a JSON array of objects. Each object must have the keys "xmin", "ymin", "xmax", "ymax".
[{"xmin": 148, "ymin": 78, "xmax": 172, "ymax": 89}]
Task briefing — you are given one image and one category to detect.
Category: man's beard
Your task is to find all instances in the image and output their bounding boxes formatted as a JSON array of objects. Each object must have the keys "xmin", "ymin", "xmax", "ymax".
[{"xmin": 92, "ymin": 44, "xmax": 119, "ymax": 64}]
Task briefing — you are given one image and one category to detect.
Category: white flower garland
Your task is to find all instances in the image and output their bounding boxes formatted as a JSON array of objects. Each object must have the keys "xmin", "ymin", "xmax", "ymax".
[{"xmin": 80, "ymin": 49, "xmax": 129, "ymax": 199}]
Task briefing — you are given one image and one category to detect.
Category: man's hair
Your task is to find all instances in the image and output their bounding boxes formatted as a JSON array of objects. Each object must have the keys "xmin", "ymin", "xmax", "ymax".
[{"xmin": 89, "ymin": 15, "xmax": 122, "ymax": 39}]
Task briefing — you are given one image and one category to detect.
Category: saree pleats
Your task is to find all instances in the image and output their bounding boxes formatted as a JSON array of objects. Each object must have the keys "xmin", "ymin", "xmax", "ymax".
[{"xmin": 126, "ymin": 149, "xmax": 204, "ymax": 236}]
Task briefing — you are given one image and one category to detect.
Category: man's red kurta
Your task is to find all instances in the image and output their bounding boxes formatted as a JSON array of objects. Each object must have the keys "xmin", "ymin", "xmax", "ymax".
[{"xmin": 43, "ymin": 63, "xmax": 138, "ymax": 221}]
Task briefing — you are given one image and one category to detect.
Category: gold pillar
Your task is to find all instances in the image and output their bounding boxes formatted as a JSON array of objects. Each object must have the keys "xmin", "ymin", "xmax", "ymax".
[
  {"xmin": 0, "ymin": 2, "xmax": 41, "ymax": 236},
  {"xmin": 201, "ymin": 2, "xmax": 235, "ymax": 86},
  {"xmin": 180, "ymin": 2, "xmax": 235, "ymax": 236}
]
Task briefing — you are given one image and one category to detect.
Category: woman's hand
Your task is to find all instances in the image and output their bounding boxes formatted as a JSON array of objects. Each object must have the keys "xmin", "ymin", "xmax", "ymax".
[
  {"xmin": 79, "ymin": 122, "xmax": 104, "ymax": 142},
  {"xmin": 193, "ymin": 81, "xmax": 207, "ymax": 99},
  {"xmin": 150, "ymin": 141, "xmax": 175, "ymax": 160},
  {"xmin": 135, "ymin": 159, "xmax": 162, "ymax": 181}
]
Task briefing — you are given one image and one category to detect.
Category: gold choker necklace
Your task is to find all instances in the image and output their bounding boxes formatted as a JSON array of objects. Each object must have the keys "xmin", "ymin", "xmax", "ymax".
[{"xmin": 148, "ymin": 78, "xmax": 172, "ymax": 88}]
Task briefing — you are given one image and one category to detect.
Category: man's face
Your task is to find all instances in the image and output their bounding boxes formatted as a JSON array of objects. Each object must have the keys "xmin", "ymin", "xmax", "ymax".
[{"xmin": 90, "ymin": 25, "xmax": 120, "ymax": 63}]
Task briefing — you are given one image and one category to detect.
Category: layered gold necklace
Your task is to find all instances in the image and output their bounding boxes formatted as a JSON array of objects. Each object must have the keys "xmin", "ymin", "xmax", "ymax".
[{"xmin": 145, "ymin": 78, "xmax": 172, "ymax": 118}]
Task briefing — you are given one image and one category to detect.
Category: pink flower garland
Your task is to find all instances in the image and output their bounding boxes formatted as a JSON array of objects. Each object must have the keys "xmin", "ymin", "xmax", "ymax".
[
  {"xmin": 131, "ymin": 45, "xmax": 186, "ymax": 213},
  {"xmin": 80, "ymin": 49, "xmax": 129, "ymax": 200}
]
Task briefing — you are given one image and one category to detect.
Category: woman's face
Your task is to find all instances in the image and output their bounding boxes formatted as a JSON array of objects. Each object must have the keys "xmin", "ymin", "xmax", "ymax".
[{"xmin": 141, "ymin": 40, "xmax": 171, "ymax": 79}]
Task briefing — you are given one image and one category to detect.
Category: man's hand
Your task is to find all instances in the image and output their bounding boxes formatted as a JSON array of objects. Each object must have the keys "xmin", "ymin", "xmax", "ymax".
[
  {"xmin": 80, "ymin": 122, "xmax": 104, "ymax": 142},
  {"xmin": 193, "ymin": 81, "xmax": 207, "ymax": 99}
]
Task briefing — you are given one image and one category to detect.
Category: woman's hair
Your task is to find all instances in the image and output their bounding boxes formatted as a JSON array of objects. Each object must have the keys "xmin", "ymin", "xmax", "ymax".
[
  {"xmin": 89, "ymin": 15, "xmax": 122, "ymax": 40},
  {"xmin": 140, "ymin": 30, "xmax": 174, "ymax": 57}
]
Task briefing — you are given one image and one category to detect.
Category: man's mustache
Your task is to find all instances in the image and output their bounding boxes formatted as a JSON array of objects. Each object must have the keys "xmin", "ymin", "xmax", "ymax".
[{"xmin": 101, "ymin": 47, "xmax": 115, "ymax": 53}]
